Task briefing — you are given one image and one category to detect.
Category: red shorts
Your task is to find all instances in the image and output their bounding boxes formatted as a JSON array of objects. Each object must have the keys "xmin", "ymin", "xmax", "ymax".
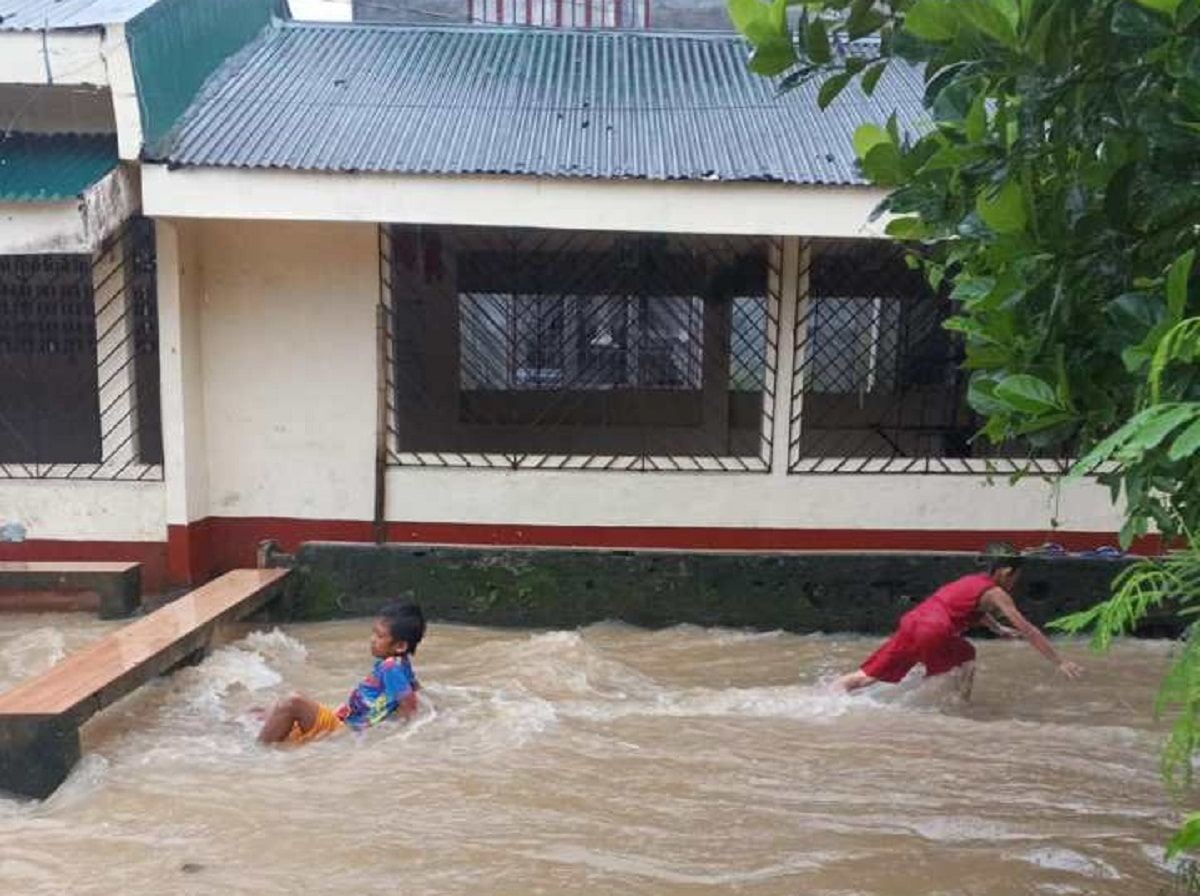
[{"xmin": 860, "ymin": 612, "xmax": 976, "ymax": 683}]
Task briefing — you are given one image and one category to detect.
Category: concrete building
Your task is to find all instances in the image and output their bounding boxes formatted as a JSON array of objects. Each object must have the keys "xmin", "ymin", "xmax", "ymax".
[
  {"xmin": 0, "ymin": 0, "xmax": 1130, "ymax": 594},
  {"xmin": 352, "ymin": 0, "xmax": 731, "ymax": 29}
]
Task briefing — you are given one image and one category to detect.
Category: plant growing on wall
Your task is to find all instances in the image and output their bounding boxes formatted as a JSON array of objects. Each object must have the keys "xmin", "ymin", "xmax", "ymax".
[{"xmin": 727, "ymin": 0, "xmax": 1200, "ymax": 851}]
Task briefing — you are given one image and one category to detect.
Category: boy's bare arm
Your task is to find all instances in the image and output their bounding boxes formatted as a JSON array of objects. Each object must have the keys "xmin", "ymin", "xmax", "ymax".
[
  {"xmin": 981, "ymin": 587, "xmax": 1083, "ymax": 678},
  {"xmin": 981, "ymin": 612, "xmax": 1020, "ymax": 638}
]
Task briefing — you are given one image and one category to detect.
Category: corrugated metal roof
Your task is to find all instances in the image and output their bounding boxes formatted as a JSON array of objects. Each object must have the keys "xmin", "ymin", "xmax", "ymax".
[
  {"xmin": 0, "ymin": 0, "xmax": 157, "ymax": 30},
  {"xmin": 156, "ymin": 22, "xmax": 926, "ymax": 185},
  {"xmin": 0, "ymin": 132, "xmax": 118, "ymax": 200}
]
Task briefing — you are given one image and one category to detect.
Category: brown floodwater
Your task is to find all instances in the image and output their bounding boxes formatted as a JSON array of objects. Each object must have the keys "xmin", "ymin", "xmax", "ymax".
[{"xmin": 0, "ymin": 614, "xmax": 1184, "ymax": 895}]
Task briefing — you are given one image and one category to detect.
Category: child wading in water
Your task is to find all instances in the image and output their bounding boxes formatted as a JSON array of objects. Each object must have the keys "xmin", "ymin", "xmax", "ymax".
[
  {"xmin": 835, "ymin": 545, "xmax": 1083, "ymax": 697},
  {"xmin": 258, "ymin": 602, "xmax": 425, "ymax": 744}
]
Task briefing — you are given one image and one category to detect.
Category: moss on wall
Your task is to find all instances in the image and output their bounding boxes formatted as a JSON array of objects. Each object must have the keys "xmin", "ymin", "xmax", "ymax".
[{"xmin": 287, "ymin": 543, "xmax": 1163, "ymax": 635}]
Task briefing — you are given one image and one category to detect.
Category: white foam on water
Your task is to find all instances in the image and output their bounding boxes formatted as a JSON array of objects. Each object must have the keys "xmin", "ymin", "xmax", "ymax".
[
  {"xmin": 166, "ymin": 645, "xmax": 284, "ymax": 718},
  {"xmin": 1020, "ymin": 848, "xmax": 1121, "ymax": 879},
  {"xmin": 488, "ymin": 630, "xmax": 660, "ymax": 700},
  {"xmin": 239, "ymin": 628, "xmax": 308, "ymax": 664},
  {"xmin": 526, "ymin": 844, "xmax": 830, "ymax": 885},
  {"xmin": 559, "ymin": 683, "xmax": 866, "ymax": 723}
]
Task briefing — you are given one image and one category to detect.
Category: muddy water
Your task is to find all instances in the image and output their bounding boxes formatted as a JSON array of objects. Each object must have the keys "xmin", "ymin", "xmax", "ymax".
[{"xmin": 0, "ymin": 616, "xmax": 1181, "ymax": 895}]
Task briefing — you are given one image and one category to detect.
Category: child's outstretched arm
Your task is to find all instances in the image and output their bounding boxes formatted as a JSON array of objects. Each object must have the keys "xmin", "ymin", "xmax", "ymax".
[{"xmin": 981, "ymin": 587, "xmax": 1083, "ymax": 679}]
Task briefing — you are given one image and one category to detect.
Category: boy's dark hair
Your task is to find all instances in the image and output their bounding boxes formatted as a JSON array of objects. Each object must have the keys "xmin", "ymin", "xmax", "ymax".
[
  {"xmin": 378, "ymin": 601, "xmax": 426, "ymax": 654},
  {"xmin": 981, "ymin": 541, "xmax": 1024, "ymax": 574}
]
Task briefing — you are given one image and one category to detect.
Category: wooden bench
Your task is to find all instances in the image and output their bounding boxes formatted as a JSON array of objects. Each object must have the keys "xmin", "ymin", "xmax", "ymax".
[
  {"xmin": 0, "ymin": 561, "xmax": 142, "ymax": 619},
  {"xmin": 0, "ymin": 567, "xmax": 293, "ymax": 799}
]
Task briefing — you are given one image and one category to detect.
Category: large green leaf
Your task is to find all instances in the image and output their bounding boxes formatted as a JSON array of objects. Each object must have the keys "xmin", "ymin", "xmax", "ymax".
[
  {"xmin": 727, "ymin": 0, "xmax": 770, "ymax": 34},
  {"xmin": 748, "ymin": 36, "xmax": 798, "ymax": 75},
  {"xmin": 1167, "ymin": 248, "xmax": 1195, "ymax": 323},
  {"xmin": 904, "ymin": 0, "xmax": 959, "ymax": 41},
  {"xmin": 957, "ymin": 0, "xmax": 1020, "ymax": 47},
  {"xmin": 993, "ymin": 373, "xmax": 1062, "ymax": 413},
  {"xmin": 1131, "ymin": 0, "xmax": 1184, "ymax": 20},
  {"xmin": 976, "ymin": 180, "xmax": 1028, "ymax": 234},
  {"xmin": 1169, "ymin": 416, "xmax": 1200, "ymax": 461},
  {"xmin": 806, "ymin": 16, "xmax": 833, "ymax": 64},
  {"xmin": 852, "ymin": 123, "xmax": 891, "ymax": 159},
  {"xmin": 818, "ymin": 71, "xmax": 853, "ymax": 108}
]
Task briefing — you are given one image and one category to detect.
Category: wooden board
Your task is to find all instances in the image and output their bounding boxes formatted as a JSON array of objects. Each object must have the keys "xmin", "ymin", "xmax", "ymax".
[{"xmin": 0, "ymin": 568, "xmax": 291, "ymax": 718}]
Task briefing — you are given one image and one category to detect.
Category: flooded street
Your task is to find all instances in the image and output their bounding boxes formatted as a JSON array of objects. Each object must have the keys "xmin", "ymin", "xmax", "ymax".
[{"xmin": 0, "ymin": 615, "xmax": 1180, "ymax": 895}]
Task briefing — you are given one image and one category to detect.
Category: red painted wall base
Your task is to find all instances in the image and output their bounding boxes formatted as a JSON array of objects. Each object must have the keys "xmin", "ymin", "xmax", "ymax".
[{"xmin": 4, "ymin": 518, "xmax": 1162, "ymax": 591}]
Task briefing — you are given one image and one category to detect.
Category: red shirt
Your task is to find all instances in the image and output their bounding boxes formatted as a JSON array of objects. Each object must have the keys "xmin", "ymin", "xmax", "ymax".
[{"xmin": 908, "ymin": 573, "xmax": 996, "ymax": 635}]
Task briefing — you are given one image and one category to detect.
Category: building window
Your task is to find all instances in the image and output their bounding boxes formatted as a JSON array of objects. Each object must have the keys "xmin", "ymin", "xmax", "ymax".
[
  {"xmin": 0, "ymin": 219, "xmax": 163, "ymax": 477},
  {"xmin": 467, "ymin": 0, "xmax": 651, "ymax": 27},
  {"xmin": 790, "ymin": 240, "xmax": 1057, "ymax": 473},
  {"xmin": 0, "ymin": 255, "xmax": 102, "ymax": 464},
  {"xmin": 385, "ymin": 226, "xmax": 778, "ymax": 470}
]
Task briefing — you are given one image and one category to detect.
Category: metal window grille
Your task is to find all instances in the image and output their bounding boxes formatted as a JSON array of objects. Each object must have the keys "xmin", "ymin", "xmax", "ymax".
[
  {"xmin": 381, "ymin": 225, "xmax": 780, "ymax": 471},
  {"xmin": 788, "ymin": 240, "xmax": 1066, "ymax": 474},
  {"xmin": 0, "ymin": 218, "xmax": 163, "ymax": 480},
  {"xmin": 467, "ymin": 0, "xmax": 650, "ymax": 27}
]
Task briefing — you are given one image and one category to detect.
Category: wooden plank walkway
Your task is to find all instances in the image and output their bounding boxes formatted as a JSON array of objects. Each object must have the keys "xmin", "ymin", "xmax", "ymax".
[
  {"xmin": 0, "ymin": 561, "xmax": 141, "ymax": 618},
  {"xmin": 0, "ymin": 568, "xmax": 293, "ymax": 799}
]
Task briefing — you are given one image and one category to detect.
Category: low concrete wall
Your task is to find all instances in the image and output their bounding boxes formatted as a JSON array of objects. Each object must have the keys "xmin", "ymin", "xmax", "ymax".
[{"xmin": 289, "ymin": 542, "xmax": 1153, "ymax": 635}]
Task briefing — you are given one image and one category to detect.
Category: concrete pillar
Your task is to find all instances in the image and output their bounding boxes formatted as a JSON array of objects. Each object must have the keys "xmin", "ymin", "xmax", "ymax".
[{"xmin": 156, "ymin": 220, "xmax": 211, "ymax": 584}]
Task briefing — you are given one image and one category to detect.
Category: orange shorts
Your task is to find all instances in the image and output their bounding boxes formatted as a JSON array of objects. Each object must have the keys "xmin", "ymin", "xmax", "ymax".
[{"xmin": 286, "ymin": 703, "xmax": 345, "ymax": 744}]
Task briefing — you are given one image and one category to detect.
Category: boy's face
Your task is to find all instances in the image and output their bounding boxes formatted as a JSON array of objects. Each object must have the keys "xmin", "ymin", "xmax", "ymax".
[{"xmin": 370, "ymin": 618, "xmax": 407, "ymax": 658}]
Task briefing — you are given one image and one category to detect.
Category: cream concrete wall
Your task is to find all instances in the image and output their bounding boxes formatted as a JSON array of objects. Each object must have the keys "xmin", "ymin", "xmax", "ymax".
[
  {"xmin": 184, "ymin": 220, "xmax": 1125, "ymax": 535},
  {"xmin": 158, "ymin": 219, "xmax": 211, "ymax": 526},
  {"xmin": 193, "ymin": 219, "xmax": 378, "ymax": 520},
  {"xmin": 384, "ymin": 467, "xmax": 1122, "ymax": 533},
  {"xmin": 142, "ymin": 166, "xmax": 890, "ymax": 238},
  {"xmin": 0, "ymin": 480, "xmax": 164, "ymax": 541},
  {"xmin": 0, "ymin": 31, "xmax": 107, "ymax": 86}
]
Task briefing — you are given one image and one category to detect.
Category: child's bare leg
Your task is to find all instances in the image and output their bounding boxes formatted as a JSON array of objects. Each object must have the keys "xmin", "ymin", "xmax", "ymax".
[
  {"xmin": 833, "ymin": 670, "xmax": 878, "ymax": 693},
  {"xmin": 257, "ymin": 692, "xmax": 321, "ymax": 744},
  {"xmin": 953, "ymin": 661, "xmax": 976, "ymax": 701}
]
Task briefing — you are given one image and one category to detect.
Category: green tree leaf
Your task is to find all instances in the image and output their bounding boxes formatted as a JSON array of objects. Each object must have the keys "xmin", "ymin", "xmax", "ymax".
[
  {"xmin": 860, "ymin": 60, "xmax": 888, "ymax": 94},
  {"xmin": 852, "ymin": 123, "xmax": 891, "ymax": 159},
  {"xmin": 727, "ymin": 0, "xmax": 770, "ymax": 34},
  {"xmin": 976, "ymin": 180, "xmax": 1028, "ymax": 234},
  {"xmin": 1131, "ymin": 0, "xmax": 1184, "ymax": 21},
  {"xmin": 748, "ymin": 36, "xmax": 798, "ymax": 75},
  {"xmin": 904, "ymin": 0, "xmax": 959, "ymax": 41},
  {"xmin": 957, "ymin": 0, "xmax": 1019, "ymax": 47},
  {"xmin": 1167, "ymin": 248, "xmax": 1195, "ymax": 323},
  {"xmin": 1169, "ymin": 416, "xmax": 1200, "ymax": 461},
  {"xmin": 818, "ymin": 71, "xmax": 853, "ymax": 108},
  {"xmin": 806, "ymin": 16, "xmax": 833, "ymax": 64},
  {"xmin": 993, "ymin": 373, "xmax": 1062, "ymax": 413}
]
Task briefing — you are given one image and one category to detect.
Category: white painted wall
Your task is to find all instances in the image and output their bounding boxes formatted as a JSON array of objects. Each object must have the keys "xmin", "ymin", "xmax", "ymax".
[
  {"xmin": 158, "ymin": 219, "xmax": 211, "ymax": 526},
  {"xmin": 0, "ymin": 31, "xmax": 108, "ymax": 86},
  {"xmin": 193, "ymin": 219, "xmax": 378, "ymax": 520},
  {"xmin": 0, "ymin": 480, "xmax": 164, "ymax": 541},
  {"xmin": 384, "ymin": 467, "xmax": 1122, "ymax": 533},
  {"xmin": 142, "ymin": 166, "xmax": 891, "ymax": 238},
  {"xmin": 180, "ymin": 219, "xmax": 1125, "ymax": 535}
]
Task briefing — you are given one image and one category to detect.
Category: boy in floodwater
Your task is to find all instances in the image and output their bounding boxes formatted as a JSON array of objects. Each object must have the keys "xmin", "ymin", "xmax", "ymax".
[
  {"xmin": 834, "ymin": 544, "xmax": 1083, "ymax": 698},
  {"xmin": 257, "ymin": 601, "xmax": 425, "ymax": 744}
]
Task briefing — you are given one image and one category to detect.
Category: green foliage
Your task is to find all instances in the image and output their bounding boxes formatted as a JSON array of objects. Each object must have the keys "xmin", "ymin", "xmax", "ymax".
[{"xmin": 729, "ymin": 0, "xmax": 1200, "ymax": 852}]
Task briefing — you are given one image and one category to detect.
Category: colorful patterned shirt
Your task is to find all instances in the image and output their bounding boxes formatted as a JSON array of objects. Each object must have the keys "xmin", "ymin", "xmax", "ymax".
[{"xmin": 336, "ymin": 655, "xmax": 418, "ymax": 730}]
